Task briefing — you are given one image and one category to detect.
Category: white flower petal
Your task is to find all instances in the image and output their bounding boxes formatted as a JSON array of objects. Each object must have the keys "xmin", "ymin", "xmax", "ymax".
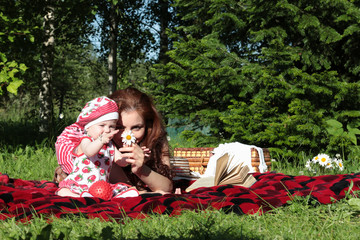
[
  {"xmin": 317, "ymin": 153, "xmax": 330, "ymax": 167},
  {"xmin": 121, "ymin": 130, "xmax": 136, "ymax": 146}
]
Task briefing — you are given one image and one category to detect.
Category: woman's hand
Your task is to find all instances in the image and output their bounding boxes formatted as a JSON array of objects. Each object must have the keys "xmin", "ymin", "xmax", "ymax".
[
  {"xmin": 118, "ymin": 143, "xmax": 172, "ymax": 194},
  {"xmin": 119, "ymin": 145, "xmax": 150, "ymax": 174}
]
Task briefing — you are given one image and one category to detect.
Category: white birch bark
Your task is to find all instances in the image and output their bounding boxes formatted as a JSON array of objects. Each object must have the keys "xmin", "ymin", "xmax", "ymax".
[
  {"xmin": 108, "ymin": 2, "xmax": 118, "ymax": 95},
  {"xmin": 39, "ymin": 0, "xmax": 55, "ymax": 134}
]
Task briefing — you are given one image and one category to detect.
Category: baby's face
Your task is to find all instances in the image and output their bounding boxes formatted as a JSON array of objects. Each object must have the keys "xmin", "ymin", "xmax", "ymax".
[{"xmin": 86, "ymin": 119, "xmax": 117, "ymax": 139}]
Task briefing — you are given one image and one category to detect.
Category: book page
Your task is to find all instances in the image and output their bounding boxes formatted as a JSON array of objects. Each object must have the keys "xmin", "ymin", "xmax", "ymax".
[
  {"xmin": 185, "ymin": 176, "xmax": 215, "ymax": 192},
  {"xmin": 186, "ymin": 153, "xmax": 257, "ymax": 191},
  {"xmin": 239, "ymin": 175, "xmax": 257, "ymax": 188},
  {"xmin": 186, "ymin": 154, "xmax": 229, "ymax": 192},
  {"xmin": 214, "ymin": 154, "xmax": 230, "ymax": 185},
  {"xmin": 218, "ymin": 162, "xmax": 245, "ymax": 185},
  {"xmin": 218, "ymin": 156, "xmax": 257, "ymax": 188}
]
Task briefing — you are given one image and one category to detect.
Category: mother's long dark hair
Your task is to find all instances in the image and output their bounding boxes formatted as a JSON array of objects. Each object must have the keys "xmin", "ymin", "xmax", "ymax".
[{"xmin": 109, "ymin": 87, "xmax": 173, "ymax": 188}]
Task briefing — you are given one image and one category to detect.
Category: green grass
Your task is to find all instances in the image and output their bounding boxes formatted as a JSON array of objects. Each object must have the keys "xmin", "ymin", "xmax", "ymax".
[
  {"xmin": 0, "ymin": 198, "xmax": 360, "ymax": 239},
  {"xmin": 0, "ymin": 143, "xmax": 58, "ymax": 181}
]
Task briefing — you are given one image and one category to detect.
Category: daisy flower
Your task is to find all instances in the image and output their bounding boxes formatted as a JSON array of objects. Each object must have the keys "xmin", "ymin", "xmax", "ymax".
[
  {"xmin": 337, "ymin": 160, "xmax": 344, "ymax": 171},
  {"xmin": 121, "ymin": 130, "xmax": 136, "ymax": 146},
  {"xmin": 305, "ymin": 160, "xmax": 312, "ymax": 171},
  {"xmin": 316, "ymin": 153, "xmax": 330, "ymax": 167},
  {"xmin": 306, "ymin": 153, "xmax": 344, "ymax": 174},
  {"xmin": 325, "ymin": 161, "xmax": 333, "ymax": 169},
  {"xmin": 333, "ymin": 158, "xmax": 344, "ymax": 171},
  {"xmin": 312, "ymin": 155, "xmax": 319, "ymax": 163}
]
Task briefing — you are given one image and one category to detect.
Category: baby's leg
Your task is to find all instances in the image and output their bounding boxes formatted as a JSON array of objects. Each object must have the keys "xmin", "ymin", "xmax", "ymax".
[
  {"xmin": 112, "ymin": 183, "xmax": 139, "ymax": 198},
  {"xmin": 56, "ymin": 188, "xmax": 81, "ymax": 197}
]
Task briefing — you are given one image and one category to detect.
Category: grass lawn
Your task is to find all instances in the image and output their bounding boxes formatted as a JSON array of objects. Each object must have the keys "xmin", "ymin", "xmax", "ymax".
[{"xmin": 1, "ymin": 142, "xmax": 360, "ymax": 239}]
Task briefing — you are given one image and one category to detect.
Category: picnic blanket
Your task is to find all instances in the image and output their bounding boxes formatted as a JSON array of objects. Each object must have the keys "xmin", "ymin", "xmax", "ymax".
[{"xmin": 1, "ymin": 171, "xmax": 360, "ymax": 222}]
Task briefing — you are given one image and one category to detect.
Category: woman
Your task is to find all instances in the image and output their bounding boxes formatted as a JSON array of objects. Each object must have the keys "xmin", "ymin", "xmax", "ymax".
[
  {"xmin": 54, "ymin": 87, "xmax": 174, "ymax": 194},
  {"xmin": 108, "ymin": 87, "xmax": 174, "ymax": 194}
]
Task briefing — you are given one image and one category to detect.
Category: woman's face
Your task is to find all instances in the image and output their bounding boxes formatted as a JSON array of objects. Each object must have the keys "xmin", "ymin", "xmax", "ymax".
[{"xmin": 114, "ymin": 110, "xmax": 146, "ymax": 146}]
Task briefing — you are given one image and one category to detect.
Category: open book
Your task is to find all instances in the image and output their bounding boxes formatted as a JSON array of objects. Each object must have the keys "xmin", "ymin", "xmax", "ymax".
[{"xmin": 186, "ymin": 154, "xmax": 257, "ymax": 192}]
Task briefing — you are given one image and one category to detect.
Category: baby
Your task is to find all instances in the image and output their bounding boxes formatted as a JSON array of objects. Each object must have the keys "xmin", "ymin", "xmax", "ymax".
[{"xmin": 56, "ymin": 96, "xmax": 139, "ymax": 199}]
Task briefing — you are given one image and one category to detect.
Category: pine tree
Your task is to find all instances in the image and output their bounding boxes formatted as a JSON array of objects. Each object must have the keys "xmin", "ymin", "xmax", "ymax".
[{"xmin": 152, "ymin": 0, "xmax": 360, "ymax": 158}]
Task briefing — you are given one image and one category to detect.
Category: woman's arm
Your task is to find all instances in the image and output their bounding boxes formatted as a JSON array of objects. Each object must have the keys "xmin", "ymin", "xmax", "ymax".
[
  {"xmin": 109, "ymin": 164, "xmax": 132, "ymax": 185},
  {"xmin": 134, "ymin": 155, "xmax": 173, "ymax": 194},
  {"xmin": 119, "ymin": 143, "xmax": 173, "ymax": 194}
]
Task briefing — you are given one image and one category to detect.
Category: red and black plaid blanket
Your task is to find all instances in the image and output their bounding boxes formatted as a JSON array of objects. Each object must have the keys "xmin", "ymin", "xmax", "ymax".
[{"xmin": 1, "ymin": 172, "xmax": 360, "ymax": 222}]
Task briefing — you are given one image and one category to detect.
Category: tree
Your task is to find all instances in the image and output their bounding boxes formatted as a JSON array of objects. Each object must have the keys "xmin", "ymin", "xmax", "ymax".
[
  {"xmin": 108, "ymin": 1, "xmax": 118, "ymax": 94},
  {"xmin": 48, "ymin": 0, "xmax": 102, "ymax": 129},
  {"xmin": 146, "ymin": 0, "xmax": 175, "ymax": 64},
  {"xmin": 2, "ymin": 0, "xmax": 156, "ymax": 135},
  {"xmin": 1, "ymin": 0, "xmax": 101, "ymax": 135},
  {"xmin": 151, "ymin": 0, "xmax": 248, "ymax": 135},
  {"xmin": 157, "ymin": 0, "xmax": 170, "ymax": 64},
  {"xmin": 0, "ymin": 3, "xmax": 32, "ymax": 96},
  {"xmin": 151, "ymin": 0, "xmax": 360, "ymax": 158},
  {"xmin": 95, "ymin": 0, "xmax": 155, "ymax": 93},
  {"xmin": 39, "ymin": 0, "xmax": 55, "ymax": 134}
]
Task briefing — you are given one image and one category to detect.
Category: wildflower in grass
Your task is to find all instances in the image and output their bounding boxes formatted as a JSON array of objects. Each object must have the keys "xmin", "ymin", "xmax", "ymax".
[
  {"xmin": 317, "ymin": 153, "xmax": 330, "ymax": 167},
  {"xmin": 312, "ymin": 155, "xmax": 319, "ymax": 164},
  {"xmin": 333, "ymin": 154, "xmax": 344, "ymax": 171},
  {"xmin": 306, "ymin": 153, "xmax": 344, "ymax": 174},
  {"xmin": 338, "ymin": 160, "xmax": 344, "ymax": 171},
  {"xmin": 325, "ymin": 162, "xmax": 333, "ymax": 169},
  {"xmin": 305, "ymin": 160, "xmax": 312, "ymax": 171}
]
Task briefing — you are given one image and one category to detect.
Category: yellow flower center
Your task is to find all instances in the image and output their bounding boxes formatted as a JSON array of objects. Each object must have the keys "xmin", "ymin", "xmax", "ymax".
[
  {"xmin": 339, "ymin": 163, "xmax": 343, "ymax": 167},
  {"xmin": 321, "ymin": 158, "xmax": 326, "ymax": 162},
  {"xmin": 315, "ymin": 157, "xmax": 319, "ymax": 160}
]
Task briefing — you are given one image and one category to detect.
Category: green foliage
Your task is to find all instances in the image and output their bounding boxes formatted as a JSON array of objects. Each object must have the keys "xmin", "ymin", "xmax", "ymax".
[
  {"xmin": 95, "ymin": 0, "xmax": 155, "ymax": 85},
  {"xmin": 326, "ymin": 119, "xmax": 360, "ymax": 146},
  {"xmin": 0, "ymin": 143, "xmax": 58, "ymax": 181},
  {"xmin": 0, "ymin": 7, "xmax": 34, "ymax": 95},
  {"xmin": 150, "ymin": 34, "xmax": 242, "ymax": 140},
  {"xmin": 52, "ymin": 44, "xmax": 108, "ymax": 117},
  {"xmin": 326, "ymin": 119, "xmax": 360, "ymax": 162},
  {"xmin": 348, "ymin": 196, "xmax": 360, "ymax": 215},
  {"xmin": 151, "ymin": 0, "xmax": 360, "ymax": 160},
  {"xmin": 0, "ymin": 93, "xmax": 76, "ymax": 148},
  {"xmin": 1, "ymin": 0, "xmax": 360, "ymax": 163},
  {"xmin": 179, "ymin": 130, "xmax": 221, "ymax": 147},
  {"xmin": 0, "ymin": 53, "xmax": 27, "ymax": 95}
]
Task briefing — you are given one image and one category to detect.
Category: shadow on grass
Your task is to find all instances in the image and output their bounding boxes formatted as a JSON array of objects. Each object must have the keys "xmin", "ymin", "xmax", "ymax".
[{"xmin": 0, "ymin": 118, "xmax": 73, "ymax": 148}]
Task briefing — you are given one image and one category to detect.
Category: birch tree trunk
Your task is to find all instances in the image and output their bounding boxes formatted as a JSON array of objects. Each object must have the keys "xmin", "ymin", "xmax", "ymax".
[
  {"xmin": 108, "ymin": 2, "xmax": 118, "ymax": 95},
  {"xmin": 39, "ymin": 0, "xmax": 54, "ymax": 134}
]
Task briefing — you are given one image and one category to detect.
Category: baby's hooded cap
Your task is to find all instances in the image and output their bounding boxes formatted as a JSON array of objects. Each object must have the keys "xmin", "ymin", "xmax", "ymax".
[{"xmin": 76, "ymin": 96, "xmax": 119, "ymax": 130}]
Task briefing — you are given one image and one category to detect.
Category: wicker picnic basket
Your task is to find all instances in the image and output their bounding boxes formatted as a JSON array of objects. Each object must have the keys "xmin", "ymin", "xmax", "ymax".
[{"xmin": 171, "ymin": 147, "xmax": 271, "ymax": 177}]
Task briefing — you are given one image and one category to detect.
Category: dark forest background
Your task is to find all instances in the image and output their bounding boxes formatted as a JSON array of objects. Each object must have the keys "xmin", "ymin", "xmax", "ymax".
[{"xmin": 1, "ymin": 0, "xmax": 359, "ymax": 161}]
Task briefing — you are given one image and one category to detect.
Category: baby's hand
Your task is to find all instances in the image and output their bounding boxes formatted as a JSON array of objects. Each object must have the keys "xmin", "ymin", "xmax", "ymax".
[{"xmin": 98, "ymin": 129, "xmax": 119, "ymax": 144}]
